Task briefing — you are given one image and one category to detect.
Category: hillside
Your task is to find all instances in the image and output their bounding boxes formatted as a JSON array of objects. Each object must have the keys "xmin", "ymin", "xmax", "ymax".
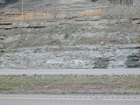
[{"xmin": 0, "ymin": 0, "xmax": 140, "ymax": 69}]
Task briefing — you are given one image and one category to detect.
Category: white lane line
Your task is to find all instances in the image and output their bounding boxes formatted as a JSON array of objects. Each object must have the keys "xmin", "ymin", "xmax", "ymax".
[{"xmin": 102, "ymin": 98, "xmax": 140, "ymax": 101}]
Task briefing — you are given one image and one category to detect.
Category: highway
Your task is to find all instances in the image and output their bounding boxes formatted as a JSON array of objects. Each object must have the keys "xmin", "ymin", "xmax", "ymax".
[
  {"xmin": 0, "ymin": 69, "xmax": 140, "ymax": 75},
  {"xmin": 0, "ymin": 69, "xmax": 140, "ymax": 105},
  {"xmin": 0, "ymin": 94, "xmax": 140, "ymax": 105}
]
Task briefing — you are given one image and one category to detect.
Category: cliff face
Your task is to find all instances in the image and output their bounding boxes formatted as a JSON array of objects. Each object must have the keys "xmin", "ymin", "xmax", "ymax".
[
  {"xmin": 0, "ymin": 0, "xmax": 18, "ymax": 4},
  {"xmin": 0, "ymin": 0, "xmax": 18, "ymax": 9},
  {"xmin": 0, "ymin": 0, "xmax": 4, "ymax": 3},
  {"xmin": 0, "ymin": 0, "xmax": 139, "ymax": 12},
  {"xmin": 0, "ymin": 0, "xmax": 140, "ymax": 69},
  {"xmin": 108, "ymin": 0, "xmax": 134, "ymax": 5}
]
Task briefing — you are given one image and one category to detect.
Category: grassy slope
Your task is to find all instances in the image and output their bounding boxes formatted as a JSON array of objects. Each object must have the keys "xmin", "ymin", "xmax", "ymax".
[{"xmin": 0, "ymin": 75, "xmax": 140, "ymax": 94}]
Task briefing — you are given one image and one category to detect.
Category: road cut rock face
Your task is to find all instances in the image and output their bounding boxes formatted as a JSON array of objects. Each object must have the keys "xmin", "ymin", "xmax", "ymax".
[
  {"xmin": 125, "ymin": 53, "xmax": 140, "ymax": 68},
  {"xmin": 0, "ymin": 0, "xmax": 140, "ymax": 69}
]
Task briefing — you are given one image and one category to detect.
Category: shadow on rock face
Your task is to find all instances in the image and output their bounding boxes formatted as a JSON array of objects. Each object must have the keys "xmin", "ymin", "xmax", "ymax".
[
  {"xmin": 94, "ymin": 57, "xmax": 109, "ymax": 69},
  {"xmin": 125, "ymin": 53, "xmax": 140, "ymax": 68},
  {"xmin": 108, "ymin": 0, "xmax": 133, "ymax": 5},
  {"xmin": 91, "ymin": 0, "xmax": 98, "ymax": 2},
  {"xmin": 0, "ymin": 0, "xmax": 19, "ymax": 8}
]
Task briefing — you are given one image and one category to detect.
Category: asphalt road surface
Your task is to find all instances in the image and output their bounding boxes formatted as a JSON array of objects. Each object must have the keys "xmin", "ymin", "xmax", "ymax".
[
  {"xmin": 0, "ymin": 69, "xmax": 140, "ymax": 75},
  {"xmin": 0, "ymin": 94, "xmax": 140, "ymax": 105}
]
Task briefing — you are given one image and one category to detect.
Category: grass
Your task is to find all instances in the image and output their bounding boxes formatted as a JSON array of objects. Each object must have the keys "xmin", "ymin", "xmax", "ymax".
[
  {"xmin": 0, "ymin": 75, "xmax": 140, "ymax": 94},
  {"xmin": 102, "ymin": 5, "xmax": 140, "ymax": 21}
]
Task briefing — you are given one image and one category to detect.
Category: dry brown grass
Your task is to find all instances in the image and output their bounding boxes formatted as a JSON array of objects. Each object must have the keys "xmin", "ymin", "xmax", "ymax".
[{"xmin": 0, "ymin": 8, "xmax": 102, "ymax": 21}]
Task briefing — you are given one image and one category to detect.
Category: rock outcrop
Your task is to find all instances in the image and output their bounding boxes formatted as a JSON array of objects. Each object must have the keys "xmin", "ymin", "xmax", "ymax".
[{"xmin": 125, "ymin": 53, "xmax": 140, "ymax": 68}]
